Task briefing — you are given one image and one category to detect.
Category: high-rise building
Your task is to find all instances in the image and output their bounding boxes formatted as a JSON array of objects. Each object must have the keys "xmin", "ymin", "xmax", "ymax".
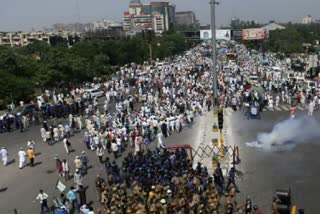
[
  {"xmin": 130, "ymin": 0, "xmax": 141, "ymax": 3},
  {"xmin": 123, "ymin": 1, "xmax": 175, "ymax": 35},
  {"xmin": 302, "ymin": 15, "xmax": 313, "ymax": 24},
  {"xmin": 230, "ymin": 17, "xmax": 241, "ymax": 29},
  {"xmin": 175, "ymin": 11, "xmax": 197, "ymax": 27}
]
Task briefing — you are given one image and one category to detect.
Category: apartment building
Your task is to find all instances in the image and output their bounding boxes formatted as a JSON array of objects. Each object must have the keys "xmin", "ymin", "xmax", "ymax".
[
  {"xmin": 123, "ymin": 1, "xmax": 175, "ymax": 35},
  {"xmin": 0, "ymin": 31, "xmax": 81, "ymax": 47}
]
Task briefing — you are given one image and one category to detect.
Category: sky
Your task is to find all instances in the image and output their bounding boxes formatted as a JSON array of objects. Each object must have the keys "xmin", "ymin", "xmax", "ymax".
[{"xmin": 0, "ymin": 0, "xmax": 319, "ymax": 31}]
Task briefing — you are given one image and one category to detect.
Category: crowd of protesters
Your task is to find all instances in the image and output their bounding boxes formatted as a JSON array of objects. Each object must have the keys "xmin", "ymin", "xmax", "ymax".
[
  {"xmin": 3, "ymin": 40, "xmax": 314, "ymax": 213},
  {"xmin": 220, "ymin": 45, "xmax": 320, "ymax": 119},
  {"xmin": 92, "ymin": 148, "xmax": 265, "ymax": 214}
]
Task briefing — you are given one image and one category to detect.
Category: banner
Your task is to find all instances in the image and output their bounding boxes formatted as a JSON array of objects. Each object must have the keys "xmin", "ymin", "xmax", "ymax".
[
  {"xmin": 200, "ymin": 29, "xmax": 231, "ymax": 40},
  {"xmin": 200, "ymin": 30, "xmax": 212, "ymax": 40},
  {"xmin": 242, "ymin": 28, "xmax": 269, "ymax": 40},
  {"xmin": 216, "ymin": 30, "xmax": 231, "ymax": 40},
  {"xmin": 231, "ymin": 30, "xmax": 242, "ymax": 40},
  {"xmin": 56, "ymin": 180, "xmax": 66, "ymax": 193}
]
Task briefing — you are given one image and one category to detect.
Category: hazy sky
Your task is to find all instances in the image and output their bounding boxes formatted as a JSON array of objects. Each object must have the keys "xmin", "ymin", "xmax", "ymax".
[{"xmin": 0, "ymin": 0, "xmax": 319, "ymax": 31}]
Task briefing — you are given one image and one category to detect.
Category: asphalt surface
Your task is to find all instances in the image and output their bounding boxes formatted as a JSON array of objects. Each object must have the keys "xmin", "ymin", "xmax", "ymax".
[
  {"xmin": 0, "ymin": 103, "xmax": 211, "ymax": 213},
  {"xmin": 1, "ymin": 102, "xmax": 319, "ymax": 213},
  {"xmin": 228, "ymin": 108, "xmax": 320, "ymax": 213}
]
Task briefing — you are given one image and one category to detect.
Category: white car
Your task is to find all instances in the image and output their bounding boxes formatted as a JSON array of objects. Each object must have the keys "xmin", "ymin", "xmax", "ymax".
[
  {"xmin": 303, "ymin": 80, "xmax": 316, "ymax": 93},
  {"xmin": 249, "ymin": 75, "xmax": 259, "ymax": 86},
  {"xmin": 84, "ymin": 89, "xmax": 104, "ymax": 98}
]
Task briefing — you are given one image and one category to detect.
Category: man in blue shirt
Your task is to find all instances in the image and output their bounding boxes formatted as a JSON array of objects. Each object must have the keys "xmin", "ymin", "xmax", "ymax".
[
  {"xmin": 67, "ymin": 186, "xmax": 79, "ymax": 212},
  {"xmin": 80, "ymin": 204, "xmax": 90, "ymax": 214},
  {"xmin": 54, "ymin": 206, "xmax": 68, "ymax": 214}
]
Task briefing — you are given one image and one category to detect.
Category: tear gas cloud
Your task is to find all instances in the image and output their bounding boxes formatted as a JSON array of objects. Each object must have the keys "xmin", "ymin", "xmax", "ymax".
[{"xmin": 246, "ymin": 116, "xmax": 320, "ymax": 150}]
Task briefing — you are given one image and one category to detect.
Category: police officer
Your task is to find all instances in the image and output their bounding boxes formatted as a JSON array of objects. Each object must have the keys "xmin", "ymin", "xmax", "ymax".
[{"xmin": 226, "ymin": 167, "xmax": 239, "ymax": 193}]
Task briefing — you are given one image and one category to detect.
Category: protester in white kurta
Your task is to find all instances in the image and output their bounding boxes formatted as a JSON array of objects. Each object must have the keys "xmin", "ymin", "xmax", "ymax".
[
  {"xmin": 0, "ymin": 147, "xmax": 8, "ymax": 166},
  {"xmin": 18, "ymin": 148, "xmax": 26, "ymax": 169}
]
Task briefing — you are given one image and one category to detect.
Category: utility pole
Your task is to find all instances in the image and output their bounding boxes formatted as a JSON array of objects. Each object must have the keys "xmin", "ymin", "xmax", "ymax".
[
  {"xmin": 149, "ymin": 43, "xmax": 153, "ymax": 65},
  {"xmin": 210, "ymin": 0, "xmax": 219, "ymax": 110}
]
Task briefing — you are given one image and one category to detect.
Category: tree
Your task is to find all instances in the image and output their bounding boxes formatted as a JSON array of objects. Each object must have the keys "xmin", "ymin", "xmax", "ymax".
[{"xmin": 0, "ymin": 32, "xmax": 188, "ymax": 109}]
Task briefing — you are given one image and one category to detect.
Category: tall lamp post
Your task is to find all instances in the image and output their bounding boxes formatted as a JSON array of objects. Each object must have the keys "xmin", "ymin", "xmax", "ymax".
[{"xmin": 210, "ymin": 0, "xmax": 219, "ymax": 110}]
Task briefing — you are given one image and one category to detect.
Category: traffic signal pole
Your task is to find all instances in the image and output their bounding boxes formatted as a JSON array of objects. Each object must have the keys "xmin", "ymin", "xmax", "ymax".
[
  {"xmin": 210, "ymin": 0, "xmax": 219, "ymax": 110},
  {"xmin": 209, "ymin": 0, "xmax": 225, "ymax": 159}
]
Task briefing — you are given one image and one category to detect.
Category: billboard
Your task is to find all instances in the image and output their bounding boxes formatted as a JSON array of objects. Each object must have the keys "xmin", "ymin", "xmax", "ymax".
[
  {"xmin": 242, "ymin": 28, "xmax": 269, "ymax": 40},
  {"xmin": 200, "ymin": 30, "xmax": 212, "ymax": 40},
  {"xmin": 200, "ymin": 29, "xmax": 231, "ymax": 40},
  {"xmin": 231, "ymin": 30, "xmax": 242, "ymax": 40},
  {"xmin": 216, "ymin": 30, "xmax": 231, "ymax": 40}
]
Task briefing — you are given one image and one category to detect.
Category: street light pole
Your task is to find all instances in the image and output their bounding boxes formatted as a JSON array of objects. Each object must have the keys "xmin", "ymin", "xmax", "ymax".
[{"xmin": 210, "ymin": 0, "xmax": 219, "ymax": 110}]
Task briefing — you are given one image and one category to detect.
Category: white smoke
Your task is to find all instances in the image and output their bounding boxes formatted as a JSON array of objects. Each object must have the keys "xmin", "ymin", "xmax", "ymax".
[{"xmin": 246, "ymin": 116, "xmax": 320, "ymax": 150}]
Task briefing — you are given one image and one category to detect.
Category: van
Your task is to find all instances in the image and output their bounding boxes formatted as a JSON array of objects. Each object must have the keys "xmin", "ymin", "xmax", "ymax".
[
  {"xmin": 303, "ymin": 80, "xmax": 316, "ymax": 93},
  {"xmin": 84, "ymin": 88, "xmax": 104, "ymax": 99},
  {"xmin": 249, "ymin": 75, "xmax": 259, "ymax": 86}
]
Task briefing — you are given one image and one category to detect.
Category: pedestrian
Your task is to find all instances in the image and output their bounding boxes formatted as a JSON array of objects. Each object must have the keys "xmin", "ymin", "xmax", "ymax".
[
  {"xmin": 111, "ymin": 141, "xmax": 118, "ymax": 159},
  {"xmin": 88, "ymin": 207, "xmax": 95, "ymax": 214},
  {"xmin": 134, "ymin": 136, "xmax": 142, "ymax": 155},
  {"xmin": 80, "ymin": 151, "xmax": 88, "ymax": 175},
  {"xmin": 116, "ymin": 135, "xmax": 122, "ymax": 153},
  {"xmin": 65, "ymin": 124, "xmax": 71, "ymax": 137},
  {"xmin": 226, "ymin": 167, "xmax": 239, "ymax": 192},
  {"xmin": 67, "ymin": 186, "xmax": 80, "ymax": 213},
  {"xmin": 77, "ymin": 116, "xmax": 83, "ymax": 130},
  {"xmin": 27, "ymin": 139, "xmax": 36, "ymax": 152},
  {"xmin": 59, "ymin": 124, "xmax": 65, "ymax": 140},
  {"xmin": 245, "ymin": 196, "xmax": 252, "ymax": 214},
  {"xmin": 213, "ymin": 163, "xmax": 224, "ymax": 194},
  {"xmin": 55, "ymin": 157, "xmax": 63, "ymax": 177},
  {"xmin": 63, "ymin": 137, "xmax": 72, "ymax": 154},
  {"xmin": 74, "ymin": 156, "xmax": 82, "ymax": 173},
  {"xmin": 27, "ymin": 147, "xmax": 35, "ymax": 167},
  {"xmin": 40, "ymin": 127, "xmax": 46, "ymax": 142},
  {"xmin": 308, "ymin": 101, "xmax": 314, "ymax": 116},
  {"xmin": 96, "ymin": 145, "xmax": 104, "ymax": 163},
  {"xmin": 80, "ymin": 204, "xmax": 90, "ymax": 214},
  {"xmin": 74, "ymin": 169, "xmax": 83, "ymax": 191},
  {"xmin": 83, "ymin": 132, "xmax": 91, "ymax": 150},
  {"xmin": 268, "ymin": 97, "xmax": 274, "ymax": 110},
  {"xmin": 271, "ymin": 197, "xmax": 278, "ymax": 214},
  {"xmin": 35, "ymin": 189, "xmax": 50, "ymax": 214},
  {"xmin": 275, "ymin": 95, "xmax": 280, "ymax": 107},
  {"xmin": 18, "ymin": 147, "xmax": 26, "ymax": 169},
  {"xmin": 289, "ymin": 105, "xmax": 296, "ymax": 119},
  {"xmin": 78, "ymin": 185, "xmax": 87, "ymax": 207},
  {"xmin": 157, "ymin": 130, "xmax": 165, "ymax": 149},
  {"xmin": 53, "ymin": 126, "xmax": 59, "ymax": 142},
  {"xmin": 62, "ymin": 159, "xmax": 70, "ymax": 180},
  {"xmin": 54, "ymin": 206, "xmax": 68, "ymax": 214},
  {"xmin": 104, "ymin": 157, "xmax": 111, "ymax": 177},
  {"xmin": 45, "ymin": 130, "xmax": 51, "ymax": 145},
  {"xmin": 0, "ymin": 147, "xmax": 8, "ymax": 166}
]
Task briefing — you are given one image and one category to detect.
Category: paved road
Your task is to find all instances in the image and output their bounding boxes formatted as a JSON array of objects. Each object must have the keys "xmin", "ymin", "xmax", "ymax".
[
  {"xmin": 228, "ymin": 108, "xmax": 320, "ymax": 213},
  {"xmin": 2, "ymin": 102, "xmax": 317, "ymax": 213},
  {"xmin": 0, "ymin": 105, "xmax": 215, "ymax": 213}
]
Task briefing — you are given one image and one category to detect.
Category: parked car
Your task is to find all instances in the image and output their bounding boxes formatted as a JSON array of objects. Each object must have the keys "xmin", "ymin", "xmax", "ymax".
[
  {"xmin": 13, "ymin": 104, "xmax": 37, "ymax": 116},
  {"xmin": 83, "ymin": 88, "xmax": 104, "ymax": 99},
  {"xmin": 0, "ymin": 111, "xmax": 7, "ymax": 120},
  {"xmin": 303, "ymin": 80, "xmax": 316, "ymax": 93}
]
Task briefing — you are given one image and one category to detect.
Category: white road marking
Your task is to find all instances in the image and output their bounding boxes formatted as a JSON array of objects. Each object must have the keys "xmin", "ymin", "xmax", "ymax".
[{"xmin": 274, "ymin": 106, "xmax": 282, "ymax": 111}]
